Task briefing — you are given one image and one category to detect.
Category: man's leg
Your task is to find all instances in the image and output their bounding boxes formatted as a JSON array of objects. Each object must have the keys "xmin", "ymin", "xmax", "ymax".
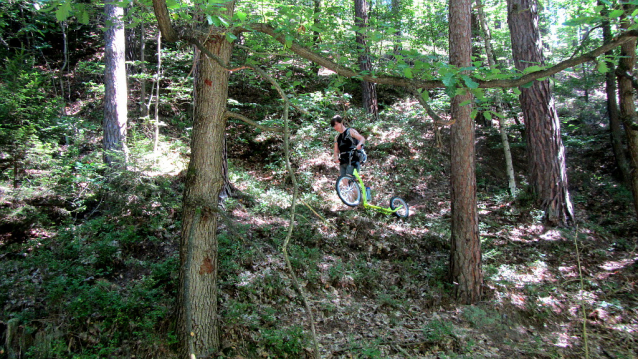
[
  {"xmin": 340, "ymin": 164, "xmax": 348, "ymax": 177},
  {"xmin": 345, "ymin": 163, "xmax": 360, "ymax": 176}
]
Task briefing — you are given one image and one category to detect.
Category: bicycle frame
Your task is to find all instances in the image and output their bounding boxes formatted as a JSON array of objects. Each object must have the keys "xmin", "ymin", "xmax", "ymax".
[{"xmin": 351, "ymin": 169, "xmax": 404, "ymax": 215}]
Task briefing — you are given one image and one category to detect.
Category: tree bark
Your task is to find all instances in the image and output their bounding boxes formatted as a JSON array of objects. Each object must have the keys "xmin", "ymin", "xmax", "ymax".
[
  {"xmin": 600, "ymin": 1, "xmax": 631, "ymax": 184},
  {"xmin": 618, "ymin": 2, "xmax": 638, "ymax": 219},
  {"xmin": 151, "ymin": 0, "xmax": 235, "ymax": 356},
  {"xmin": 507, "ymin": 0, "xmax": 574, "ymax": 226},
  {"xmin": 103, "ymin": 0, "xmax": 128, "ymax": 166},
  {"xmin": 354, "ymin": 0, "xmax": 378, "ymax": 117},
  {"xmin": 448, "ymin": 0, "xmax": 482, "ymax": 304},
  {"xmin": 178, "ymin": 32, "xmax": 234, "ymax": 357}
]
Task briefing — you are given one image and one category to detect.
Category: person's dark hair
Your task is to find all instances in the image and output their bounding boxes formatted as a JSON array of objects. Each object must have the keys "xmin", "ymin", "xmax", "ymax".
[{"xmin": 330, "ymin": 115, "xmax": 344, "ymax": 127}]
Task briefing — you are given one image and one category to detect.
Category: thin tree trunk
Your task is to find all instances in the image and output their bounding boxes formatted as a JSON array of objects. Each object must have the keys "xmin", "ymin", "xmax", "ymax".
[
  {"xmin": 476, "ymin": 0, "xmax": 517, "ymax": 197},
  {"xmin": 311, "ymin": 0, "xmax": 322, "ymax": 74},
  {"xmin": 507, "ymin": 0, "xmax": 574, "ymax": 226},
  {"xmin": 449, "ymin": 0, "xmax": 482, "ymax": 304},
  {"xmin": 60, "ymin": 21, "xmax": 68, "ymax": 104},
  {"xmin": 103, "ymin": 0, "xmax": 128, "ymax": 166},
  {"xmin": 175, "ymin": 4, "xmax": 236, "ymax": 357},
  {"xmin": 600, "ymin": 1, "xmax": 631, "ymax": 184},
  {"xmin": 354, "ymin": 0, "xmax": 378, "ymax": 118},
  {"xmin": 153, "ymin": 32, "xmax": 161, "ymax": 156},
  {"xmin": 140, "ymin": 22, "xmax": 149, "ymax": 117},
  {"xmin": 618, "ymin": 2, "xmax": 638, "ymax": 219},
  {"xmin": 391, "ymin": 0, "xmax": 402, "ymax": 56}
]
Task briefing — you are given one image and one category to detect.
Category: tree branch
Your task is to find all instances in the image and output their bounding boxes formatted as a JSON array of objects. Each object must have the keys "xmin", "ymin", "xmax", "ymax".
[
  {"xmin": 151, "ymin": 0, "xmax": 178, "ymax": 42},
  {"xmin": 225, "ymin": 111, "xmax": 284, "ymax": 132},
  {"xmin": 247, "ymin": 23, "xmax": 638, "ymax": 90}
]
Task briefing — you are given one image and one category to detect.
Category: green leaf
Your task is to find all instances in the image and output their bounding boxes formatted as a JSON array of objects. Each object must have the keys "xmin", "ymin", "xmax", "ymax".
[
  {"xmin": 404, "ymin": 67, "xmax": 413, "ymax": 79},
  {"xmin": 470, "ymin": 109, "xmax": 478, "ymax": 119},
  {"xmin": 521, "ymin": 81, "xmax": 534, "ymax": 88},
  {"xmin": 609, "ymin": 9, "xmax": 624, "ymax": 18},
  {"xmin": 284, "ymin": 35, "xmax": 293, "ymax": 49},
  {"xmin": 442, "ymin": 72, "xmax": 456, "ymax": 88},
  {"xmin": 523, "ymin": 65, "xmax": 543, "ymax": 74},
  {"xmin": 460, "ymin": 100, "xmax": 472, "ymax": 107},
  {"xmin": 596, "ymin": 60, "xmax": 609, "ymax": 74},
  {"xmin": 235, "ymin": 11, "xmax": 247, "ymax": 22},
  {"xmin": 79, "ymin": 10, "xmax": 90, "ymax": 25},
  {"xmin": 420, "ymin": 90, "xmax": 430, "ymax": 101},
  {"xmin": 166, "ymin": 0, "xmax": 179, "ymax": 9},
  {"xmin": 461, "ymin": 75, "xmax": 479, "ymax": 89},
  {"xmin": 484, "ymin": 111, "xmax": 493, "ymax": 120},
  {"xmin": 225, "ymin": 32, "xmax": 237, "ymax": 43},
  {"xmin": 55, "ymin": 1, "xmax": 71, "ymax": 21}
]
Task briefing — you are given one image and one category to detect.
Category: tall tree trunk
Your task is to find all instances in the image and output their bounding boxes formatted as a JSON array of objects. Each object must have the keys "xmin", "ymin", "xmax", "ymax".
[
  {"xmin": 354, "ymin": 0, "xmax": 378, "ymax": 117},
  {"xmin": 153, "ymin": 32, "xmax": 161, "ymax": 156},
  {"xmin": 448, "ymin": 0, "xmax": 482, "ymax": 304},
  {"xmin": 103, "ymin": 0, "xmax": 128, "ymax": 166},
  {"xmin": 600, "ymin": 1, "xmax": 631, "ymax": 184},
  {"xmin": 507, "ymin": 0, "xmax": 574, "ymax": 226},
  {"xmin": 311, "ymin": 0, "xmax": 322, "ymax": 75},
  {"xmin": 140, "ymin": 22, "xmax": 149, "ymax": 117},
  {"xmin": 618, "ymin": 2, "xmax": 638, "ymax": 219},
  {"xmin": 176, "ymin": 3, "xmax": 236, "ymax": 356},
  {"xmin": 476, "ymin": 0, "xmax": 517, "ymax": 197},
  {"xmin": 391, "ymin": 0, "xmax": 403, "ymax": 56}
]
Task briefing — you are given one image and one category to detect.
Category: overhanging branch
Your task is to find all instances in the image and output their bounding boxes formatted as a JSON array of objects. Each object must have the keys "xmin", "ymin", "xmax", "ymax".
[{"xmin": 247, "ymin": 23, "xmax": 638, "ymax": 90}]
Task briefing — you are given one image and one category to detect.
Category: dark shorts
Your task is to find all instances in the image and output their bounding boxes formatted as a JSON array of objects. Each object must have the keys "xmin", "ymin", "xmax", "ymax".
[{"xmin": 339, "ymin": 163, "xmax": 360, "ymax": 177}]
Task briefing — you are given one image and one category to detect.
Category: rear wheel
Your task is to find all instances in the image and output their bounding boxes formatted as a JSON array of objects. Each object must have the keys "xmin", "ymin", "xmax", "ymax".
[
  {"xmin": 336, "ymin": 176, "xmax": 361, "ymax": 207},
  {"xmin": 390, "ymin": 197, "xmax": 409, "ymax": 218}
]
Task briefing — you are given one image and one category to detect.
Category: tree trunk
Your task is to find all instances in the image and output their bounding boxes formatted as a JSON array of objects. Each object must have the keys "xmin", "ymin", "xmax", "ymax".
[
  {"xmin": 476, "ymin": 0, "xmax": 517, "ymax": 197},
  {"xmin": 354, "ymin": 0, "xmax": 378, "ymax": 118},
  {"xmin": 140, "ymin": 22, "xmax": 149, "ymax": 117},
  {"xmin": 178, "ymin": 29, "xmax": 234, "ymax": 356},
  {"xmin": 103, "ymin": 0, "xmax": 128, "ymax": 166},
  {"xmin": 600, "ymin": 1, "xmax": 631, "ymax": 184},
  {"xmin": 391, "ymin": 0, "xmax": 403, "ymax": 56},
  {"xmin": 618, "ymin": 2, "xmax": 638, "ymax": 219},
  {"xmin": 153, "ymin": 32, "xmax": 161, "ymax": 156},
  {"xmin": 448, "ymin": 0, "xmax": 482, "ymax": 304},
  {"xmin": 311, "ymin": 0, "xmax": 322, "ymax": 75},
  {"xmin": 507, "ymin": 0, "xmax": 574, "ymax": 226}
]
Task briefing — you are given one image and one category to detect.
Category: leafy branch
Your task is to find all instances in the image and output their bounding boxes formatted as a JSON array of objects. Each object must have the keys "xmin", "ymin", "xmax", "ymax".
[{"xmin": 246, "ymin": 23, "xmax": 638, "ymax": 90}]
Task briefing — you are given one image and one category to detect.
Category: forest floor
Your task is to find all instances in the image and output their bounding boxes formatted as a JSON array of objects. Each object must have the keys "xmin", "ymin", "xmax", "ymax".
[
  {"xmin": 215, "ymin": 114, "xmax": 638, "ymax": 358},
  {"xmin": 1, "ymin": 96, "xmax": 637, "ymax": 358}
]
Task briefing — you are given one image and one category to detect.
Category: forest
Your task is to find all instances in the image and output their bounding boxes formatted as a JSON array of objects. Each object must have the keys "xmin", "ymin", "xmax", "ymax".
[{"xmin": 1, "ymin": 0, "xmax": 637, "ymax": 357}]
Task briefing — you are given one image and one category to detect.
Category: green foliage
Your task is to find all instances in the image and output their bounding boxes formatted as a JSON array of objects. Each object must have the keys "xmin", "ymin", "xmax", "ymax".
[
  {"xmin": 259, "ymin": 325, "xmax": 308, "ymax": 357},
  {"xmin": 422, "ymin": 319, "xmax": 456, "ymax": 342}
]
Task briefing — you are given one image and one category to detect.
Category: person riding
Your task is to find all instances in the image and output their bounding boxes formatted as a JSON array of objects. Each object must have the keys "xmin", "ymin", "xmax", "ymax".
[{"xmin": 331, "ymin": 115, "xmax": 366, "ymax": 177}]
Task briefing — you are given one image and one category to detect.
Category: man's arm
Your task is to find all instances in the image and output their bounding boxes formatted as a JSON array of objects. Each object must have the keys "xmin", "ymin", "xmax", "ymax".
[
  {"xmin": 351, "ymin": 129, "xmax": 365, "ymax": 149},
  {"xmin": 333, "ymin": 141, "xmax": 340, "ymax": 163}
]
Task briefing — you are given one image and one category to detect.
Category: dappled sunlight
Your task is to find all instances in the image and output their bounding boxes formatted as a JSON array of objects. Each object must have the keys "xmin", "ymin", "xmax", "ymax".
[
  {"xmin": 137, "ymin": 139, "xmax": 188, "ymax": 177},
  {"xmin": 600, "ymin": 256, "xmax": 638, "ymax": 271}
]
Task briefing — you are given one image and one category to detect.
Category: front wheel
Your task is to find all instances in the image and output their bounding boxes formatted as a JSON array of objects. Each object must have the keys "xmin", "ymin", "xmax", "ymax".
[
  {"xmin": 336, "ymin": 176, "xmax": 361, "ymax": 207},
  {"xmin": 390, "ymin": 197, "xmax": 409, "ymax": 218}
]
